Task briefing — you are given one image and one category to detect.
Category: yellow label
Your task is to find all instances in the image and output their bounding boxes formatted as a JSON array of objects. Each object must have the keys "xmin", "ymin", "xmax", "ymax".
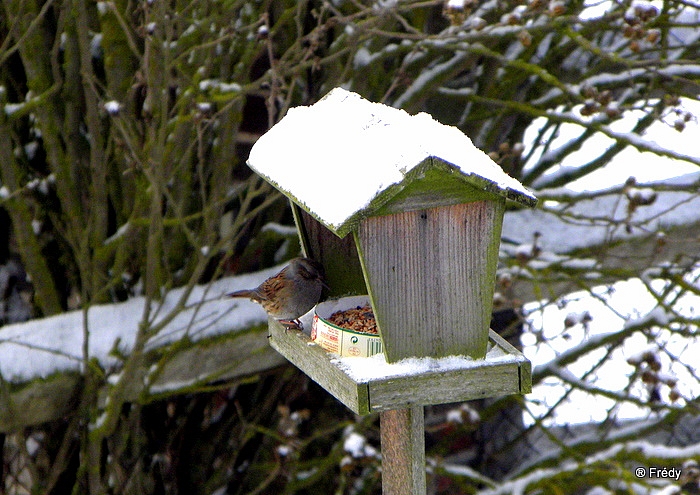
[{"xmin": 312, "ymin": 314, "xmax": 382, "ymax": 357}]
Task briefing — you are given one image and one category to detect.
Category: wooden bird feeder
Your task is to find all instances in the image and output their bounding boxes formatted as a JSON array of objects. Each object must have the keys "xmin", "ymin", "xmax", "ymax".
[
  {"xmin": 247, "ymin": 87, "xmax": 536, "ymax": 408},
  {"xmin": 248, "ymin": 88, "xmax": 536, "ymax": 411}
]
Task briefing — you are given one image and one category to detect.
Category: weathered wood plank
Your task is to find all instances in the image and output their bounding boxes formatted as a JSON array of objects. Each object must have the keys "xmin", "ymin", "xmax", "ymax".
[
  {"xmin": 292, "ymin": 205, "xmax": 368, "ymax": 297},
  {"xmin": 0, "ymin": 373, "xmax": 81, "ymax": 431},
  {"xmin": 366, "ymin": 331, "xmax": 530, "ymax": 412},
  {"xmin": 268, "ymin": 323, "xmax": 530, "ymax": 415},
  {"xmin": 145, "ymin": 328, "xmax": 287, "ymax": 399},
  {"xmin": 489, "ymin": 329, "xmax": 532, "ymax": 394},
  {"xmin": 380, "ymin": 406, "xmax": 426, "ymax": 495},
  {"xmin": 367, "ymin": 360, "xmax": 527, "ymax": 413},
  {"xmin": 0, "ymin": 324, "xmax": 284, "ymax": 433},
  {"xmin": 267, "ymin": 319, "xmax": 370, "ymax": 415},
  {"xmin": 357, "ymin": 200, "xmax": 505, "ymax": 362}
]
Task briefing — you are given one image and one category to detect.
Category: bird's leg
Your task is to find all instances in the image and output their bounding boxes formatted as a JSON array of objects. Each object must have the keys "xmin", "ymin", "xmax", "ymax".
[{"xmin": 279, "ymin": 319, "xmax": 303, "ymax": 333}]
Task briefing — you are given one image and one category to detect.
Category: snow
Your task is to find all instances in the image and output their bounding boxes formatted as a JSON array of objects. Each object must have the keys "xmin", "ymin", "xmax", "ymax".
[
  {"xmin": 502, "ymin": 172, "xmax": 700, "ymax": 255},
  {"xmin": 584, "ymin": 488, "xmax": 613, "ymax": 495},
  {"xmin": 533, "ymin": 67, "xmax": 700, "ymax": 107},
  {"xmin": 196, "ymin": 102, "xmax": 212, "ymax": 113},
  {"xmin": 446, "ymin": 409, "xmax": 464, "ymax": 423},
  {"xmin": 343, "ymin": 431, "xmax": 378, "ymax": 458},
  {"xmin": 247, "ymin": 88, "xmax": 535, "ymax": 235},
  {"xmin": 276, "ymin": 444, "xmax": 292, "ymax": 456},
  {"xmin": 4, "ymin": 103, "xmax": 24, "ymax": 116},
  {"xmin": 24, "ymin": 141, "xmax": 39, "ymax": 159},
  {"xmin": 0, "ymin": 264, "xmax": 288, "ymax": 382},
  {"xmin": 523, "ymin": 271, "xmax": 699, "ymax": 426},
  {"xmin": 653, "ymin": 487, "xmax": 681, "ymax": 495},
  {"xmin": 26, "ymin": 177, "xmax": 50, "ymax": 195},
  {"xmin": 104, "ymin": 100, "xmax": 121, "ymax": 115},
  {"xmin": 90, "ymin": 33, "xmax": 103, "ymax": 59},
  {"xmin": 260, "ymin": 222, "xmax": 298, "ymax": 236},
  {"xmin": 626, "ymin": 187, "xmax": 657, "ymax": 204},
  {"xmin": 515, "ymin": 243, "xmax": 538, "ymax": 259},
  {"xmin": 198, "ymin": 79, "xmax": 242, "ymax": 93},
  {"xmin": 373, "ymin": 0, "xmax": 398, "ymax": 10},
  {"xmin": 353, "ymin": 44, "xmax": 398, "ymax": 69},
  {"xmin": 469, "ymin": 17, "xmax": 488, "ymax": 30},
  {"xmin": 393, "ymin": 52, "xmax": 469, "ymax": 109},
  {"xmin": 446, "ymin": 403, "xmax": 480, "ymax": 424},
  {"xmin": 442, "ymin": 462, "xmax": 493, "ymax": 484},
  {"xmin": 104, "ymin": 223, "xmax": 130, "ymax": 244},
  {"xmin": 478, "ymin": 440, "xmax": 700, "ymax": 495},
  {"xmin": 296, "ymin": 467, "xmax": 318, "ymax": 480},
  {"xmin": 25, "ymin": 435, "xmax": 41, "ymax": 456},
  {"xmin": 623, "ymin": 306, "xmax": 671, "ymax": 329},
  {"xmin": 331, "ymin": 339, "xmax": 521, "ymax": 382}
]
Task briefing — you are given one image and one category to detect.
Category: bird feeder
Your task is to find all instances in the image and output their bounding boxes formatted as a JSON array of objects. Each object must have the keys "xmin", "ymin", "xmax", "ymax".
[{"xmin": 246, "ymin": 88, "xmax": 536, "ymax": 416}]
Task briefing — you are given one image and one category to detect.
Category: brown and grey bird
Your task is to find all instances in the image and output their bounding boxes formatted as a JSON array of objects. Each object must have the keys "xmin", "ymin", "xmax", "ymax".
[{"xmin": 226, "ymin": 257, "xmax": 327, "ymax": 330}]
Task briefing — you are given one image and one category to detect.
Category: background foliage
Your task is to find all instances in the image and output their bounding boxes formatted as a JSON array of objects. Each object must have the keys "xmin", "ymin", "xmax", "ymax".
[{"xmin": 0, "ymin": 0, "xmax": 698, "ymax": 493}]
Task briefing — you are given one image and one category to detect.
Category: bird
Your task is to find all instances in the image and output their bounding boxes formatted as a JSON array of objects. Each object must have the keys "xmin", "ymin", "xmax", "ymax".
[{"xmin": 226, "ymin": 257, "xmax": 328, "ymax": 330}]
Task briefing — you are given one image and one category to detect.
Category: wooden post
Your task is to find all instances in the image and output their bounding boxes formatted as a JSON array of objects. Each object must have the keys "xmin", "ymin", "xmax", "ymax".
[{"xmin": 380, "ymin": 406, "xmax": 426, "ymax": 494}]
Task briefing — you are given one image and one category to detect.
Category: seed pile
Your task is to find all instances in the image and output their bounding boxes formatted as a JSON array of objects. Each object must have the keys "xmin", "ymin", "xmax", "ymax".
[{"xmin": 328, "ymin": 305, "xmax": 378, "ymax": 334}]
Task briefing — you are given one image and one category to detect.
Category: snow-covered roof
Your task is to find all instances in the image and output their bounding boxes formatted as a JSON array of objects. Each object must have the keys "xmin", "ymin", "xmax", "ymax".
[{"xmin": 248, "ymin": 88, "xmax": 536, "ymax": 237}]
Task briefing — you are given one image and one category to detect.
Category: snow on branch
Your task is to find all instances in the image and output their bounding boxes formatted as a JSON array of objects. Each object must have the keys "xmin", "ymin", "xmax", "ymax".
[
  {"xmin": 502, "ymin": 172, "xmax": 700, "ymax": 257},
  {"xmin": 542, "ymin": 109, "xmax": 700, "ymax": 167},
  {"xmin": 533, "ymin": 64, "xmax": 700, "ymax": 107},
  {"xmin": 476, "ymin": 440, "xmax": 700, "ymax": 495}
]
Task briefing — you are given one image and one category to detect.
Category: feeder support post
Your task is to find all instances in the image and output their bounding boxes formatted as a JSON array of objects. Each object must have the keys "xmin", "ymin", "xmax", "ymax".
[{"xmin": 380, "ymin": 406, "xmax": 426, "ymax": 494}]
